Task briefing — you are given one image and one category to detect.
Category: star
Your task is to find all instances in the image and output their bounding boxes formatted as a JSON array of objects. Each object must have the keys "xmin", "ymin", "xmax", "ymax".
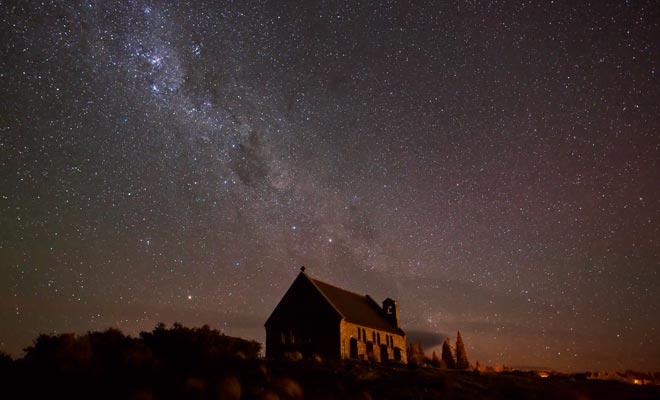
[{"xmin": 1, "ymin": 0, "xmax": 658, "ymax": 373}]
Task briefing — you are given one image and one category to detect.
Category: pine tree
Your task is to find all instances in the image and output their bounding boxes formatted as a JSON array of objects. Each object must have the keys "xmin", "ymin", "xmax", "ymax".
[
  {"xmin": 455, "ymin": 330, "xmax": 470, "ymax": 369},
  {"xmin": 430, "ymin": 350, "xmax": 442, "ymax": 368},
  {"xmin": 441, "ymin": 337, "xmax": 455, "ymax": 369}
]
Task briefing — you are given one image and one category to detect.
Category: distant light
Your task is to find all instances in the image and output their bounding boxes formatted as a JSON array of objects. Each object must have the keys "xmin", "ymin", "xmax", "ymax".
[
  {"xmin": 187, "ymin": 295, "xmax": 192, "ymax": 300},
  {"xmin": 328, "ymin": 238, "xmax": 333, "ymax": 243}
]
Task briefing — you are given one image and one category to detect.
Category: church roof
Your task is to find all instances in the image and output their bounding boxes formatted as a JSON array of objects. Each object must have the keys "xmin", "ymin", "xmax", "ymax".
[{"xmin": 305, "ymin": 273, "xmax": 405, "ymax": 335}]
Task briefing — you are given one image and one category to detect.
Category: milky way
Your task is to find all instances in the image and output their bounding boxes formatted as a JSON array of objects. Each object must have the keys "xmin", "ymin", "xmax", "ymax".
[{"xmin": 1, "ymin": 1, "xmax": 659, "ymax": 371}]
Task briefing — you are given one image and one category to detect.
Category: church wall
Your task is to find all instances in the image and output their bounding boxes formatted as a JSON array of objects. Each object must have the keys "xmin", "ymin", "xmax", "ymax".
[{"xmin": 339, "ymin": 320, "xmax": 407, "ymax": 364}]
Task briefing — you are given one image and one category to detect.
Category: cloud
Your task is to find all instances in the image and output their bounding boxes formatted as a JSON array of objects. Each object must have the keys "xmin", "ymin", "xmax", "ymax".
[{"xmin": 406, "ymin": 329, "xmax": 450, "ymax": 349}]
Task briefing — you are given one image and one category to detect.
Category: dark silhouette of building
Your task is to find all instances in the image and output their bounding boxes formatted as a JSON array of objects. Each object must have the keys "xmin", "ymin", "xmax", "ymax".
[{"xmin": 265, "ymin": 267, "xmax": 407, "ymax": 363}]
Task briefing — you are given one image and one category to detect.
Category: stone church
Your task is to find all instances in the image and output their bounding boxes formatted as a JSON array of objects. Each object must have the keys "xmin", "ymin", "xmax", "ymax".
[{"xmin": 264, "ymin": 267, "xmax": 407, "ymax": 363}]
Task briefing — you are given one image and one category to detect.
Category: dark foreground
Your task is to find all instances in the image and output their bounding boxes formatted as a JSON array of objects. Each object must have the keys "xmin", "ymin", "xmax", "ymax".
[
  {"xmin": 2, "ymin": 325, "xmax": 657, "ymax": 399},
  {"xmin": 3, "ymin": 357, "xmax": 660, "ymax": 400},
  {"xmin": 270, "ymin": 360, "xmax": 659, "ymax": 400}
]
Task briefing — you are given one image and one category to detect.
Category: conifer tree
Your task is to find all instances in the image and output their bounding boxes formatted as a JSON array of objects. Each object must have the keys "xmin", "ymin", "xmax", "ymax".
[
  {"xmin": 430, "ymin": 350, "xmax": 443, "ymax": 368},
  {"xmin": 441, "ymin": 337, "xmax": 455, "ymax": 368},
  {"xmin": 407, "ymin": 342, "xmax": 425, "ymax": 366},
  {"xmin": 455, "ymin": 330, "xmax": 470, "ymax": 369}
]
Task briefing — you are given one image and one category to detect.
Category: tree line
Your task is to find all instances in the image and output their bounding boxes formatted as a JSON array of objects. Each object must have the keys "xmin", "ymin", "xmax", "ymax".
[
  {"xmin": 0, "ymin": 323, "xmax": 262, "ymax": 399},
  {"xmin": 407, "ymin": 330, "xmax": 471, "ymax": 369}
]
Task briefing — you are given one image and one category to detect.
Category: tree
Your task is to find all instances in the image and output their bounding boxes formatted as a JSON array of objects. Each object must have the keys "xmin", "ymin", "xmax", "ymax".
[
  {"xmin": 406, "ymin": 342, "xmax": 425, "ymax": 366},
  {"xmin": 0, "ymin": 351, "xmax": 12, "ymax": 370},
  {"xmin": 0, "ymin": 351, "xmax": 12, "ymax": 363},
  {"xmin": 441, "ymin": 338, "xmax": 455, "ymax": 369},
  {"xmin": 430, "ymin": 350, "xmax": 446, "ymax": 368},
  {"xmin": 455, "ymin": 330, "xmax": 470, "ymax": 369}
]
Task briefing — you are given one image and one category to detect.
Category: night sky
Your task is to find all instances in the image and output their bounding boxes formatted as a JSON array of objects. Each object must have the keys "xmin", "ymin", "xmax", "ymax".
[{"xmin": 1, "ymin": 1, "xmax": 659, "ymax": 372}]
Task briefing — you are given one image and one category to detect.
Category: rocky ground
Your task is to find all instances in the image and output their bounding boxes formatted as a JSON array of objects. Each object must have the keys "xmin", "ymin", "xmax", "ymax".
[{"xmin": 264, "ymin": 360, "xmax": 660, "ymax": 400}]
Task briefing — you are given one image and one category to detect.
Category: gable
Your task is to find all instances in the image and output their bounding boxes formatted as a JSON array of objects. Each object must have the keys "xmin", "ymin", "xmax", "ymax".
[{"xmin": 265, "ymin": 272, "xmax": 342, "ymax": 328}]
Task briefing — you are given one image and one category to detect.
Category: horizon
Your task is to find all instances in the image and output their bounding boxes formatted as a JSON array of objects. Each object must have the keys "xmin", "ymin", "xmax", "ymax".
[
  {"xmin": 1, "ymin": 319, "xmax": 657, "ymax": 374},
  {"xmin": 2, "ymin": 292, "xmax": 657, "ymax": 373},
  {"xmin": 2, "ymin": 1, "xmax": 659, "ymax": 373},
  {"xmin": 3, "ymin": 319, "xmax": 657, "ymax": 375}
]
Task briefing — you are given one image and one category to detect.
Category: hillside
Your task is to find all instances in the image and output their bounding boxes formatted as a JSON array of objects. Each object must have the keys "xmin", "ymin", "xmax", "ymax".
[{"xmin": 1, "ymin": 325, "xmax": 658, "ymax": 399}]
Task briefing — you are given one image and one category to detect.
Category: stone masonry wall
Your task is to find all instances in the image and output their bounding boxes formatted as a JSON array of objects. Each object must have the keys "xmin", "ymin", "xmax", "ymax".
[{"xmin": 339, "ymin": 320, "xmax": 407, "ymax": 364}]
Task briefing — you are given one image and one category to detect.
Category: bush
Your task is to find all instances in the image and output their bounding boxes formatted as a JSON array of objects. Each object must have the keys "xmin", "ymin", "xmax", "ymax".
[{"xmin": 407, "ymin": 342, "xmax": 425, "ymax": 367}]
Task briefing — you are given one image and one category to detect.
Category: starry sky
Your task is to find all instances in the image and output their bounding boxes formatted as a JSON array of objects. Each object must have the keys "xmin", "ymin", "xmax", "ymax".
[{"xmin": 1, "ymin": 0, "xmax": 659, "ymax": 372}]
